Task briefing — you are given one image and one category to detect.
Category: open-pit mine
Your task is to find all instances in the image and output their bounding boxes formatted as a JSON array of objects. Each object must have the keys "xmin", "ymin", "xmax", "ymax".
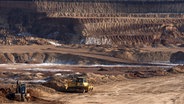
[{"xmin": 0, "ymin": 0, "xmax": 184, "ymax": 104}]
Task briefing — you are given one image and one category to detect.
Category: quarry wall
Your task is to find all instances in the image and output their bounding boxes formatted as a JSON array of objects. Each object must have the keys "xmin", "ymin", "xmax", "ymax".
[
  {"xmin": 0, "ymin": 1, "xmax": 184, "ymax": 47},
  {"xmin": 1, "ymin": 1, "xmax": 184, "ymax": 16}
]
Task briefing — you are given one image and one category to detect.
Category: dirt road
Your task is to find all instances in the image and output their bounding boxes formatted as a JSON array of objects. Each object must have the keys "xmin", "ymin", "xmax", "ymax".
[{"xmin": 38, "ymin": 74, "xmax": 184, "ymax": 104}]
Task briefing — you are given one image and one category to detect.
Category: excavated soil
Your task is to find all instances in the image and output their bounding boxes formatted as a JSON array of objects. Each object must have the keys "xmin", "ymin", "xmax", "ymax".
[
  {"xmin": 0, "ymin": 45, "xmax": 182, "ymax": 64},
  {"xmin": 0, "ymin": 1, "xmax": 184, "ymax": 104},
  {"xmin": 0, "ymin": 45, "xmax": 182, "ymax": 104},
  {"xmin": 0, "ymin": 64, "xmax": 184, "ymax": 103},
  {"xmin": 0, "ymin": 44, "xmax": 182, "ymax": 104}
]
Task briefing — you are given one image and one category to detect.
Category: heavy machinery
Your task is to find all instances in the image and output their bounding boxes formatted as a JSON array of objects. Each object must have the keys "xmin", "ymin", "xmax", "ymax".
[
  {"xmin": 13, "ymin": 80, "xmax": 31, "ymax": 101},
  {"xmin": 64, "ymin": 77, "xmax": 93, "ymax": 93}
]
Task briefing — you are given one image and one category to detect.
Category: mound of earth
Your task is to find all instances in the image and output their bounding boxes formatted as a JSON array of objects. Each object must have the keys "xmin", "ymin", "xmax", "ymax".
[{"xmin": 167, "ymin": 65, "xmax": 184, "ymax": 73}]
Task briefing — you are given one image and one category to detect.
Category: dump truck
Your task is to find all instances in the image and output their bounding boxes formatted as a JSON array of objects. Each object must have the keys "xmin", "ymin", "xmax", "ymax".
[{"xmin": 64, "ymin": 77, "xmax": 93, "ymax": 93}]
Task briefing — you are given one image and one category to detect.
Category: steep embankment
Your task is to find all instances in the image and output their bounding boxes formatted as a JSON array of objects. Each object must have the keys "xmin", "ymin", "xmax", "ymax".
[
  {"xmin": 0, "ymin": 45, "xmax": 182, "ymax": 64},
  {"xmin": 0, "ymin": 8, "xmax": 83, "ymax": 45},
  {"xmin": 0, "ymin": 1, "xmax": 183, "ymax": 64},
  {"xmin": 0, "ymin": 1, "xmax": 184, "ymax": 47}
]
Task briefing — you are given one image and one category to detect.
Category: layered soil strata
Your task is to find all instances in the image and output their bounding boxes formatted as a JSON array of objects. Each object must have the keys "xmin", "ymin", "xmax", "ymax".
[{"xmin": 0, "ymin": 1, "xmax": 184, "ymax": 47}]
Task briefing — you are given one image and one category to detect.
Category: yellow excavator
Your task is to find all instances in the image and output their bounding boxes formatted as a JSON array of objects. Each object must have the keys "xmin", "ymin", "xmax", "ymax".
[{"xmin": 64, "ymin": 77, "xmax": 93, "ymax": 93}]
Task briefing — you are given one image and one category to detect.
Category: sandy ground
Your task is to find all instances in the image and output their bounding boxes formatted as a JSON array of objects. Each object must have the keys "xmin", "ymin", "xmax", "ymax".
[
  {"xmin": 0, "ymin": 45, "xmax": 183, "ymax": 104},
  {"xmin": 0, "ymin": 64, "xmax": 184, "ymax": 104},
  {"xmin": 37, "ymin": 74, "xmax": 184, "ymax": 104}
]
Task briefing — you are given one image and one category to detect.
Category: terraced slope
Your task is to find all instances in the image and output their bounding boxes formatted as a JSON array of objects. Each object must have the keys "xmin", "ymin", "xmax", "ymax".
[{"xmin": 0, "ymin": 0, "xmax": 184, "ymax": 47}]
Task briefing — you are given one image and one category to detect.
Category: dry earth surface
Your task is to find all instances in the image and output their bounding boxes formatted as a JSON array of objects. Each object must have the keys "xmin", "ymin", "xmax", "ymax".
[
  {"xmin": 0, "ymin": 62, "xmax": 183, "ymax": 104},
  {"xmin": 0, "ymin": 45, "xmax": 184, "ymax": 104},
  {"xmin": 0, "ymin": 45, "xmax": 183, "ymax": 104},
  {"xmin": 45, "ymin": 74, "xmax": 184, "ymax": 104},
  {"xmin": 0, "ymin": 1, "xmax": 184, "ymax": 104}
]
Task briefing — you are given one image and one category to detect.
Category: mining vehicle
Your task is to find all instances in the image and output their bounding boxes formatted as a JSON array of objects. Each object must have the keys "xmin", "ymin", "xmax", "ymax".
[
  {"xmin": 64, "ymin": 77, "xmax": 93, "ymax": 93},
  {"xmin": 13, "ymin": 80, "xmax": 31, "ymax": 101}
]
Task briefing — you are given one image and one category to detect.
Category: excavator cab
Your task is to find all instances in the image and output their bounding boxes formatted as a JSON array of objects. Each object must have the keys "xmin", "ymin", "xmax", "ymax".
[
  {"xmin": 19, "ymin": 84, "xmax": 26, "ymax": 94},
  {"xmin": 16, "ymin": 81, "xmax": 26, "ymax": 94},
  {"xmin": 14, "ymin": 81, "xmax": 30, "ymax": 101}
]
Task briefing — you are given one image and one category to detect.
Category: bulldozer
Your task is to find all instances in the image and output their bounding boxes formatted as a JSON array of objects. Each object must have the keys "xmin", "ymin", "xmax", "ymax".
[{"xmin": 64, "ymin": 77, "xmax": 93, "ymax": 93}]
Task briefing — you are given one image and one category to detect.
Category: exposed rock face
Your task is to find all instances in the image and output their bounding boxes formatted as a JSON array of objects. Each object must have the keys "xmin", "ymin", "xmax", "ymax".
[
  {"xmin": 0, "ymin": 1, "xmax": 184, "ymax": 47},
  {"xmin": 0, "ymin": 52, "xmax": 124, "ymax": 64},
  {"xmin": 2, "ymin": 1, "xmax": 184, "ymax": 15},
  {"xmin": 0, "ymin": 50, "xmax": 180, "ymax": 64}
]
